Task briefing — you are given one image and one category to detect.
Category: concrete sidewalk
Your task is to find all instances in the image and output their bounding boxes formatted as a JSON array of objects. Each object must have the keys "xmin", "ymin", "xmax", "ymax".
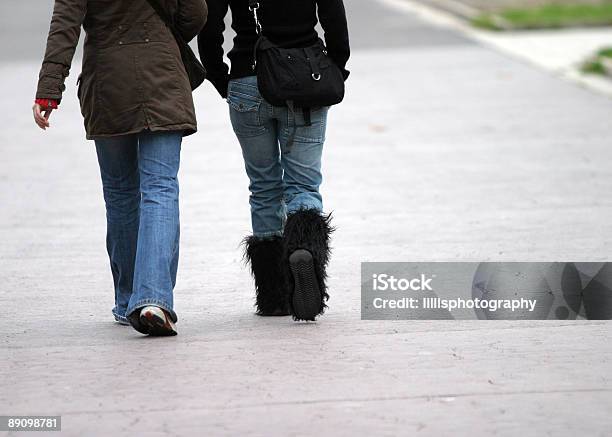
[{"xmin": 2, "ymin": 0, "xmax": 612, "ymax": 435}]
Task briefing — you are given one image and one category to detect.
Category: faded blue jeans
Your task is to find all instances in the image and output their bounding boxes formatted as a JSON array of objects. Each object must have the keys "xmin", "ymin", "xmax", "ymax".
[
  {"xmin": 95, "ymin": 131, "xmax": 181, "ymax": 325},
  {"xmin": 228, "ymin": 75, "xmax": 328, "ymax": 238}
]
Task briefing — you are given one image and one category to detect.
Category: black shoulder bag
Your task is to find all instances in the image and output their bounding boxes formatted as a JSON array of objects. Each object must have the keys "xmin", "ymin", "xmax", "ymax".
[
  {"xmin": 146, "ymin": 0, "xmax": 206, "ymax": 90},
  {"xmin": 248, "ymin": 0, "xmax": 345, "ymax": 109}
]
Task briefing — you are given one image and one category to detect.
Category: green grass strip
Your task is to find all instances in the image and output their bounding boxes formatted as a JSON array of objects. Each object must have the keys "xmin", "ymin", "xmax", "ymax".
[
  {"xmin": 472, "ymin": 2, "xmax": 612, "ymax": 30},
  {"xmin": 581, "ymin": 46, "xmax": 612, "ymax": 76}
]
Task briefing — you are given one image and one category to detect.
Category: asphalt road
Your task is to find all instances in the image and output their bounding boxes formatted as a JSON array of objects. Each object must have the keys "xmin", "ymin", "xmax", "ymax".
[{"xmin": 1, "ymin": 1, "xmax": 612, "ymax": 436}]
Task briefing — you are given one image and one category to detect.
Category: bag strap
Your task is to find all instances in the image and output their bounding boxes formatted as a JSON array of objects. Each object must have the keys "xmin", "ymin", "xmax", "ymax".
[
  {"xmin": 304, "ymin": 47, "xmax": 321, "ymax": 81},
  {"xmin": 249, "ymin": 0, "xmax": 264, "ymax": 71},
  {"xmin": 247, "ymin": 0, "xmax": 312, "ymax": 146},
  {"xmin": 248, "ymin": 0, "xmax": 263, "ymax": 34},
  {"xmin": 251, "ymin": 35, "xmax": 262, "ymax": 71},
  {"xmin": 286, "ymin": 100, "xmax": 297, "ymax": 152},
  {"xmin": 145, "ymin": 0, "xmax": 174, "ymax": 28},
  {"xmin": 145, "ymin": 0, "xmax": 186, "ymax": 45}
]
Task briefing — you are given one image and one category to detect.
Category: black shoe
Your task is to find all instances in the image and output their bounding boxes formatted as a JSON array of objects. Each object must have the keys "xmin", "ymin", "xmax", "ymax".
[
  {"xmin": 244, "ymin": 236, "xmax": 291, "ymax": 316},
  {"xmin": 284, "ymin": 209, "xmax": 333, "ymax": 321}
]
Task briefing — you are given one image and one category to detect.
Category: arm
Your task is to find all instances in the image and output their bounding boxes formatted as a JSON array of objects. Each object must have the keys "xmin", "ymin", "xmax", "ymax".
[
  {"xmin": 197, "ymin": 0, "xmax": 230, "ymax": 98},
  {"xmin": 36, "ymin": 0, "xmax": 86, "ymax": 103},
  {"xmin": 176, "ymin": 0, "xmax": 208, "ymax": 42},
  {"xmin": 317, "ymin": 0, "xmax": 351, "ymax": 80}
]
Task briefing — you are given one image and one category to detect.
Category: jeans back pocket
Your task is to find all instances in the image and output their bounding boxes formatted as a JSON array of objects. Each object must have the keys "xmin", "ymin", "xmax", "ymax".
[{"xmin": 228, "ymin": 82, "xmax": 265, "ymax": 137}]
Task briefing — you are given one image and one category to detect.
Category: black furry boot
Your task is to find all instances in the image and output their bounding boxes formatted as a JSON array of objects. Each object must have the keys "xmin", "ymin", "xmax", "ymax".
[
  {"xmin": 244, "ymin": 236, "xmax": 291, "ymax": 316},
  {"xmin": 283, "ymin": 209, "xmax": 333, "ymax": 321}
]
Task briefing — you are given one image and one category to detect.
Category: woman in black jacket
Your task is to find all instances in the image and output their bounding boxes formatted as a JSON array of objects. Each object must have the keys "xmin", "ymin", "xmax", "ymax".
[{"xmin": 198, "ymin": 0, "xmax": 349, "ymax": 321}]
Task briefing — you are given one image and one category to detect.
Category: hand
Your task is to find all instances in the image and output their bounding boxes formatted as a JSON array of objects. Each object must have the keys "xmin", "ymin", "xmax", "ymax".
[{"xmin": 33, "ymin": 103, "xmax": 54, "ymax": 130}]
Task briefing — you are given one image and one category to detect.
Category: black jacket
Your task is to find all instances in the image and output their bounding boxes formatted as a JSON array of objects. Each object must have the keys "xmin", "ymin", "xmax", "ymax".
[{"xmin": 197, "ymin": 0, "xmax": 350, "ymax": 98}]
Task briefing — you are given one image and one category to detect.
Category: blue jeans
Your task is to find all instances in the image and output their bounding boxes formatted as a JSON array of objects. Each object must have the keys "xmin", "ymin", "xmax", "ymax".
[
  {"xmin": 95, "ymin": 131, "xmax": 182, "ymax": 324},
  {"xmin": 228, "ymin": 75, "xmax": 329, "ymax": 238}
]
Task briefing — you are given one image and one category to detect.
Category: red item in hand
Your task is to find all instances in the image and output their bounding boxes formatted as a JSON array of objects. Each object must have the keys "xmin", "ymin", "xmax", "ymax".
[{"xmin": 35, "ymin": 98, "xmax": 58, "ymax": 110}]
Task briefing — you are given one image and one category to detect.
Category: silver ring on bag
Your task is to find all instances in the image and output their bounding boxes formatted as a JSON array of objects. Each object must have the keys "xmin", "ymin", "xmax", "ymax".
[{"xmin": 312, "ymin": 73, "xmax": 321, "ymax": 81}]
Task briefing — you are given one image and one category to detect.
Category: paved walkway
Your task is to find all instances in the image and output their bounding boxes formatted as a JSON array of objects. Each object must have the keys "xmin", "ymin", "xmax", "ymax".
[
  {"xmin": 1, "ymin": 0, "xmax": 612, "ymax": 435},
  {"xmin": 393, "ymin": 0, "xmax": 612, "ymax": 96}
]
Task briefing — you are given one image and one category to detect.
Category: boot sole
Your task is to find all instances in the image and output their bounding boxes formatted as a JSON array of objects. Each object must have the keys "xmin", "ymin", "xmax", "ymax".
[
  {"xmin": 140, "ymin": 311, "xmax": 178, "ymax": 337},
  {"xmin": 289, "ymin": 249, "xmax": 322, "ymax": 321},
  {"xmin": 256, "ymin": 307, "xmax": 292, "ymax": 317}
]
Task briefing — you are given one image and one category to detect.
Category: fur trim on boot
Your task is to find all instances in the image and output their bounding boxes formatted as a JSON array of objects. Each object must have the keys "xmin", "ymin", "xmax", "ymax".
[
  {"xmin": 243, "ymin": 236, "xmax": 291, "ymax": 316},
  {"xmin": 283, "ymin": 209, "xmax": 334, "ymax": 321}
]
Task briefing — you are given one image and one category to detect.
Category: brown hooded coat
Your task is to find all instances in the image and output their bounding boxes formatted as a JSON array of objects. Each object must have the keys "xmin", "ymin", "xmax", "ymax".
[{"xmin": 36, "ymin": 0, "xmax": 208, "ymax": 139}]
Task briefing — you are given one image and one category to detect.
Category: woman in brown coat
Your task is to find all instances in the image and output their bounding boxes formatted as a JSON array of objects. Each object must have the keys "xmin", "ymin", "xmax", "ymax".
[{"xmin": 33, "ymin": 0, "xmax": 208, "ymax": 336}]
